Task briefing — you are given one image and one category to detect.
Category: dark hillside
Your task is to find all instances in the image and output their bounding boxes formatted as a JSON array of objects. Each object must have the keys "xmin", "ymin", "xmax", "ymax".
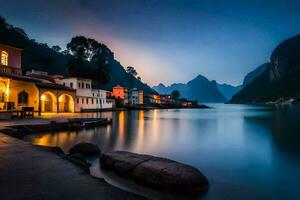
[{"xmin": 0, "ymin": 16, "xmax": 154, "ymax": 94}]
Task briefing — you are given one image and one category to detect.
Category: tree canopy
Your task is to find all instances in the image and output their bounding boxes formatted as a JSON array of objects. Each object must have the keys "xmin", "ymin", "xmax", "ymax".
[
  {"xmin": 51, "ymin": 45, "xmax": 61, "ymax": 52},
  {"xmin": 171, "ymin": 90, "xmax": 180, "ymax": 99},
  {"xmin": 65, "ymin": 36, "xmax": 114, "ymax": 86},
  {"xmin": 67, "ymin": 36, "xmax": 113, "ymax": 61},
  {"xmin": 126, "ymin": 66, "xmax": 139, "ymax": 88},
  {"xmin": 126, "ymin": 66, "xmax": 138, "ymax": 77}
]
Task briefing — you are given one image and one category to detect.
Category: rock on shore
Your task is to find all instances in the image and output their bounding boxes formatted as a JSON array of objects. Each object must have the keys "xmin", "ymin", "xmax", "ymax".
[
  {"xmin": 69, "ymin": 142, "xmax": 101, "ymax": 156},
  {"xmin": 100, "ymin": 151, "xmax": 208, "ymax": 193}
]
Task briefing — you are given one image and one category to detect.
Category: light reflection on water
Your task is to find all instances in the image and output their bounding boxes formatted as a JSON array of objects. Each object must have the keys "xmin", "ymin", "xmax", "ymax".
[{"xmin": 25, "ymin": 104, "xmax": 300, "ymax": 200}]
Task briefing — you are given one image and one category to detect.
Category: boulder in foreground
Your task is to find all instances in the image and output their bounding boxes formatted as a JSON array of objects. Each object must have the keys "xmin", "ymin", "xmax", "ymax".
[
  {"xmin": 100, "ymin": 151, "xmax": 208, "ymax": 193},
  {"xmin": 69, "ymin": 142, "xmax": 100, "ymax": 156},
  {"xmin": 100, "ymin": 151, "xmax": 152, "ymax": 176}
]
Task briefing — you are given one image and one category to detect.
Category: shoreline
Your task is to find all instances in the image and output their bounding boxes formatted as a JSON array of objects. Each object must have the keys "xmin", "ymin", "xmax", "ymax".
[
  {"xmin": 0, "ymin": 106, "xmax": 210, "ymax": 140},
  {"xmin": 0, "ymin": 105, "xmax": 213, "ymax": 130},
  {"xmin": 80, "ymin": 104, "xmax": 211, "ymax": 112},
  {"xmin": 0, "ymin": 133, "xmax": 145, "ymax": 200}
]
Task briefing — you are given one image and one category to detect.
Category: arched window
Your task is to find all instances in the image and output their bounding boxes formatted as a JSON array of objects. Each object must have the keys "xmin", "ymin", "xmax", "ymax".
[
  {"xmin": 1, "ymin": 51, "xmax": 8, "ymax": 66},
  {"xmin": 18, "ymin": 91, "xmax": 29, "ymax": 104}
]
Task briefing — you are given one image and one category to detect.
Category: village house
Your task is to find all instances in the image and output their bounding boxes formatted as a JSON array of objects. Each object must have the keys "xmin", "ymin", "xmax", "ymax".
[
  {"xmin": 144, "ymin": 93, "xmax": 161, "ymax": 106},
  {"xmin": 112, "ymin": 85, "xmax": 129, "ymax": 105},
  {"xmin": 112, "ymin": 85, "xmax": 144, "ymax": 106},
  {"xmin": 129, "ymin": 88, "xmax": 139, "ymax": 105},
  {"xmin": 147, "ymin": 93, "xmax": 161, "ymax": 105},
  {"xmin": 160, "ymin": 94, "xmax": 174, "ymax": 105},
  {"xmin": 129, "ymin": 88, "xmax": 144, "ymax": 105},
  {"xmin": 54, "ymin": 77, "xmax": 113, "ymax": 112},
  {"xmin": 0, "ymin": 44, "xmax": 76, "ymax": 118},
  {"xmin": 179, "ymin": 99, "xmax": 198, "ymax": 107},
  {"xmin": 138, "ymin": 90, "xmax": 144, "ymax": 105}
]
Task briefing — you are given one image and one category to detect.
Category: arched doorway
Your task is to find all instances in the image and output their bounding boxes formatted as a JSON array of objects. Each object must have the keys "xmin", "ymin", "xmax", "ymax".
[
  {"xmin": 0, "ymin": 81, "xmax": 7, "ymax": 103},
  {"xmin": 18, "ymin": 91, "xmax": 29, "ymax": 106},
  {"xmin": 41, "ymin": 92, "xmax": 56, "ymax": 113},
  {"xmin": 58, "ymin": 94, "xmax": 74, "ymax": 113}
]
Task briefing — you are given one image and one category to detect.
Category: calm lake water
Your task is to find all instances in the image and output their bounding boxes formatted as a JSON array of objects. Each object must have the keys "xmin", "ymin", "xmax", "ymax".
[{"xmin": 25, "ymin": 104, "xmax": 300, "ymax": 199}]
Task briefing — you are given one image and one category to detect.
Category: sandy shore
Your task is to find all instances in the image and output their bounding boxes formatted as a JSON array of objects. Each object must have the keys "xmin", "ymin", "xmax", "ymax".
[{"xmin": 0, "ymin": 133, "xmax": 144, "ymax": 200}]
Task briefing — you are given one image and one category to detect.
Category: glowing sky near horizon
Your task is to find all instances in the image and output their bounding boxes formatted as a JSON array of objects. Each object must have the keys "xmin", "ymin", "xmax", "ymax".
[{"xmin": 2, "ymin": 0, "xmax": 300, "ymax": 86}]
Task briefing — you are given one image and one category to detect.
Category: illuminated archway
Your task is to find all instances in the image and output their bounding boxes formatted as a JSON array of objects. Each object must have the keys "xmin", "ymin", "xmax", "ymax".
[
  {"xmin": 41, "ymin": 91, "xmax": 57, "ymax": 113},
  {"xmin": 58, "ymin": 94, "xmax": 74, "ymax": 113},
  {"xmin": 0, "ymin": 80, "xmax": 7, "ymax": 103}
]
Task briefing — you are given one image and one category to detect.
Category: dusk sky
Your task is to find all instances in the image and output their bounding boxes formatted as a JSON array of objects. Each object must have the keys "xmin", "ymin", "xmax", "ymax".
[{"xmin": 1, "ymin": 0, "xmax": 300, "ymax": 86}]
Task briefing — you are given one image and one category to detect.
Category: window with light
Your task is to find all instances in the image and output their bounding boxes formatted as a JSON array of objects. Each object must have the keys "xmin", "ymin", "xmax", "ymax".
[{"xmin": 1, "ymin": 51, "xmax": 8, "ymax": 66}]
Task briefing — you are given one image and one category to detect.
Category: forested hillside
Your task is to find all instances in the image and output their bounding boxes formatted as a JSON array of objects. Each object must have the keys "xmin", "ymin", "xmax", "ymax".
[{"xmin": 0, "ymin": 16, "xmax": 155, "ymax": 94}]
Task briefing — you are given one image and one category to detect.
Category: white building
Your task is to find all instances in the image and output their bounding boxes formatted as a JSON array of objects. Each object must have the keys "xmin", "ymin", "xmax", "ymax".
[
  {"xmin": 129, "ymin": 88, "xmax": 139, "ymax": 105},
  {"xmin": 54, "ymin": 77, "xmax": 112, "ymax": 112},
  {"xmin": 129, "ymin": 88, "xmax": 144, "ymax": 105}
]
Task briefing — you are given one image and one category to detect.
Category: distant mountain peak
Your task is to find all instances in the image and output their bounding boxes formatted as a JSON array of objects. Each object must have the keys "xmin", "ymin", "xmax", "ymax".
[
  {"xmin": 190, "ymin": 74, "xmax": 209, "ymax": 82},
  {"xmin": 157, "ymin": 83, "xmax": 165, "ymax": 87},
  {"xmin": 153, "ymin": 73, "xmax": 228, "ymax": 103}
]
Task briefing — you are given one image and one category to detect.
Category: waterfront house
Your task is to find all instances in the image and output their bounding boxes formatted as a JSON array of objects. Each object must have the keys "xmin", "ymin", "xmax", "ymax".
[
  {"xmin": 180, "ymin": 99, "xmax": 198, "ymax": 107},
  {"xmin": 54, "ymin": 77, "xmax": 113, "ymax": 112},
  {"xmin": 145, "ymin": 93, "xmax": 161, "ymax": 105},
  {"xmin": 129, "ymin": 88, "xmax": 139, "ymax": 105},
  {"xmin": 160, "ymin": 94, "xmax": 174, "ymax": 105},
  {"xmin": 129, "ymin": 88, "xmax": 144, "ymax": 105},
  {"xmin": 112, "ymin": 85, "xmax": 129, "ymax": 105},
  {"xmin": 138, "ymin": 90, "xmax": 144, "ymax": 105},
  {"xmin": 0, "ymin": 44, "xmax": 76, "ymax": 118},
  {"xmin": 150, "ymin": 93, "xmax": 161, "ymax": 104}
]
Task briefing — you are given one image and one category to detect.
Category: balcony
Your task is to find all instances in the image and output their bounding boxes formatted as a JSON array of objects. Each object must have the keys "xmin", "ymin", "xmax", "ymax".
[{"xmin": 0, "ymin": 65, "xmax": 22, "ymax": 75}]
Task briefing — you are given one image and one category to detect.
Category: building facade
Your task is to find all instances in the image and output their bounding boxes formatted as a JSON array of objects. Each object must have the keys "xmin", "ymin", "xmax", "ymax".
[
  {"xmin": 0, "ymin": 44, "xmax": 22, "ymax": 75},
  {"xmin": 129, "ymin": 88, "xmax": 139, "ymax": 105},
  {"xmin": 147, "ymin": 93, "xmax": 161, "ymax": 104},
  {"xmin": 160, "ymin": 94, "xmax": 174, "ymax": 105},
  {"xmin": 112, "ymin": 85, "xmax": 129, "ymax": 105},
  {"xmin": 0, "ymin": 44, "xmax": 76, "ymax": 115},
  {"xmin": 54, "ymin": 77, "xmax": 113, "ymax": 112},
  {"xmin": 128, "ymin": 88, "xmax": 144, "ymax": 105},
  {"xmin": 138, "ymin": 90, "xmax": 144, "ymax": 105}
]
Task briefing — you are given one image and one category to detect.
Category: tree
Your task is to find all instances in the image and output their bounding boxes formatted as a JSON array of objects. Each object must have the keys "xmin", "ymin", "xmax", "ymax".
[
  {"xmin": 171, "ymin": 90, "xmax": 180, "ymax": 99},
  {"xmin": 40, "ymin": 43, "xmax": 49, "ymax": 48},
  {"xmin": 126, "ymin": 66, "xmax": 137, "ymax": 77},
  {"xmin": 13, "ymin": 27, "xmax": 28, "ymax": 39},
  {"xmin": 52, "ymin": 45, "xmax": 61, "ymax": 52},
  {"xmin": 0, "ymin": 16, "xmax": 8, "ymax": 28},
  {"xmin": 90, "ymin": 47, "xmax": 112, "ymax": 112},
  {"xmin": 126, "ymin": 66, "xmax": 138, "ymax": 88},
  {"xmin": 67, "ymin": 36, "xmax": 90, "ymax": 60},
  {"xmin": 90, "ymin": 40, "xmax": 112, "ymax": 87},
  {"xmin": 66, "ymin": 57, "xmax": 84, "ymax": 77},
  {"xmin": 65, "ymin": 36, "xmax": 91, "ymax": 77},
  {"xmin": 65, "ymin": 36, "xmax": 113, "ymax": 86},
  {"xmin": 61, "ymin": 50, "xmax": 69, "ymax": 55},
  {"xmin": 92, "ymin": 52, "xmax": 111, "ymax": 86}
]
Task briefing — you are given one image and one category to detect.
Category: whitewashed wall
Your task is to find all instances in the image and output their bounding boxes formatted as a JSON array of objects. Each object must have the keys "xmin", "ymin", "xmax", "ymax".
[{"xmin": 55, "ymin": 78, "xmax": 112, "ymax": 112}]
